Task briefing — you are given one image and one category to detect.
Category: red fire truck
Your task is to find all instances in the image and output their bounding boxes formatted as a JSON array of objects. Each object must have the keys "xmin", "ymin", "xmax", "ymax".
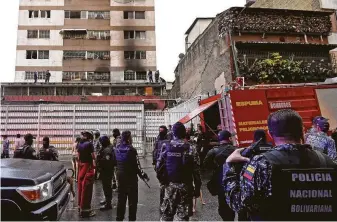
[{"xmin": 179, "ymin": 83, "xmax": 337, "ymax": 147}]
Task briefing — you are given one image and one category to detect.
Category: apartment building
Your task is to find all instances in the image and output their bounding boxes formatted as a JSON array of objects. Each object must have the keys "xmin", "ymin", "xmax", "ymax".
[{"xmin": 15, "ymin": 0, "xmax": 158, "ymax": 90}]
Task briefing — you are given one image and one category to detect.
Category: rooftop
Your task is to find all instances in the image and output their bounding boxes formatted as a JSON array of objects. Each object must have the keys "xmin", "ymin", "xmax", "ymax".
[{"xmin": 185, "ymin": 17, "xmax": 215, "ymax": 35}]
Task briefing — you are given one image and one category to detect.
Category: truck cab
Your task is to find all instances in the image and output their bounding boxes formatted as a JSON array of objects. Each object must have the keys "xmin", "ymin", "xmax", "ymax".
[{"xmin": 1, "ymin": 159, "xmax": 70, "ymax": 221}]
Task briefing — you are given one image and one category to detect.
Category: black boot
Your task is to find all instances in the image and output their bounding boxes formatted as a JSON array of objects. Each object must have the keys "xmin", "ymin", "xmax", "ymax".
[
  {"xmin": 100, "ymin": 200, "xmax": 106, "ymax": 205},
  {"xmin": 100, "ymin": 203, "xmax": 112, "ymax": 211}
]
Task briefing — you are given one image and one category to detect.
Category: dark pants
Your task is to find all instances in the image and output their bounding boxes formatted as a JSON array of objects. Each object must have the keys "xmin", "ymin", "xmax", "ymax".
[
  {"xmin": 159, "ymin": 184, "xmax": 165, "ymax": 216},
  {"xmin": 101, "ymin": 173, "xmax": 113, "ymax": 204},
  {"xmin": 238, "ymin": 210, "xmax": 250, "ymax": 221},
  {"xmin": 116, "ymin": 185, "xmax": 138, "ymax": 221},
  {"xmin": 1, "ymin": 152, "xmax": 9, "ymax": 158},
  {"xmin": 34, "ymin": 78, "xmax": 37, "ymax": 83},
  {"xmin": 218, "ymin": 189, "xmax": 235, "ymax": 221},
  {"xmin": 45, "ymin": 77, "xmax": 50, "ymax": 83},
  {"xmin": 78, "ymin": 162, "xmax": 95, "ymax": 211},
  {"xmin": 149, "ymin": 77, "xmax": 153, "ymax": 83}
]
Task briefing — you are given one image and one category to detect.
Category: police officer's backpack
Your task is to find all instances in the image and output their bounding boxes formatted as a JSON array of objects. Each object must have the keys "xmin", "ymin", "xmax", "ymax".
[{"xmin": 260, "ymin": 148, "xmax": 337, "ymax": 221}]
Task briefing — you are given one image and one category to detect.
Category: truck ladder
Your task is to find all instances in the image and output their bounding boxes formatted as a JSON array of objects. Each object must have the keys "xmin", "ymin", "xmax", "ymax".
[{"xmin": 218, "ymin": 94, "xmax": 229, "ymax": 131}]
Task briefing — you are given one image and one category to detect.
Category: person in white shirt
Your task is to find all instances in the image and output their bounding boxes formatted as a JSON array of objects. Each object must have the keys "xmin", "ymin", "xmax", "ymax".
[{"xmin": 14, "ymin": 134, "xmax": 25, "ymax": 151}]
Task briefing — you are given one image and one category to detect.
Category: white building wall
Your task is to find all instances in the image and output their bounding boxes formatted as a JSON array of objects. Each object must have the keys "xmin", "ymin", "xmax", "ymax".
[
  {"xmin": 187, "ymin": 19, "xmax": 213, "ymax": 48},
  {"xmin": 110, "ymin": 11, "xmax": 155, "ymax": 26},
  {"xmin": 328, "ymin": 33, "xmax": 337, "ymax": 44},
  {"xmin": 15, "ymin": 71, "xmax": 63, "ymax": 83},
  {"xmin": 20, "ymin": 0, "xmax": 65, "ymax": 6},
  {"xmin": 110, "ymin": 51, "xmax": 156, "ymax": 67},
  {"xmin": 16, "ymin": 50, "xmax": 63, "ymax": 67},
  {"xmin": 19, "ymin": 10, "xmax": 65, "ymax": 26},
  {"xmin": 111, "ymin": 71, "xmax": 124, "ymax": 83},
  {"xmin": 17, "ymin": 30, "xmax": 63, "ymax": 46},
  {"xmin": 320, "ymin": 0, "xmax": 337, "ymax": 9},
  {"xmin": 110, "ymin": 0, "xmax": 154, "ymax": 7},
  {"xmin": 110, "ymin": 30, "xmax": 156, "ymax": 46}
]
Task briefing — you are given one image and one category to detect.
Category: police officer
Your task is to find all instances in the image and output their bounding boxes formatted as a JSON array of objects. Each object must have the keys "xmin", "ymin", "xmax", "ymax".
[
  {"xmin": 93, "ymin": 130, "xmax": 102, "ymax": 180},
  {"xmin": 98, "ymin": 135, "xmax": 116, "ymax": 211},
  {"xmin": 112, "ymin": 128, "xmax": 121, "ymax": 190},
  {"xmin": 13, "ymin": 133, "xmax": 37, "ymax": 160},
  {"xmin": 152, "ymin": 125, "xmax": 170, "ymax": 216},
  {"xmin": 38, "ymin": 137, "xmax": 59, "ymax": 161},
  {"xmin": 156, "ymin": 122, "xmax": 201, "ymax": 221},
  {"xmin": 305, "ymin": 117, "xmax": 337, "ymax": 162},
  {"xmin": 306, "ymin": 116, "xmax": 321, "ymax": 135},
  {"xmin": 152, "ymin": 125, "xmax": 170, "ymax": 168},
  {"xmin": 77, "ymin": 130, "xmax": 96, "ymax": 218},
  {"xmin": 1, "ymin": 135, "xmax": 10, "ymax": 158},
  {"xmin": 115, "ymin": 131, "xmax": 149, "ymax": 221},
  {"xmin": 203, "ymin": 130, "xmax": 236, "ymax": 221},
  {"xmin": 223, "ymin": 109, "xmax": 337, "ymax": 221}
]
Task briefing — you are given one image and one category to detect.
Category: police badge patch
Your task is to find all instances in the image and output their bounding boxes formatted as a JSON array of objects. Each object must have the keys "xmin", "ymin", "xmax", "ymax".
[
  {"xmin": 106, "ymin": 155, "xmax": 110, "ymax": 160},
  {"xmin": 243, "ymin": 165, "xmax": 256, "ymax": 181}
]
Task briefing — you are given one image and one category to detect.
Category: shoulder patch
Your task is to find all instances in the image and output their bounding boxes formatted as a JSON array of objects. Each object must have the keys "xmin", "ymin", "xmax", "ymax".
[{"xmin": 243, "ymin": 164, "xmax": 256, "ymax": 181}]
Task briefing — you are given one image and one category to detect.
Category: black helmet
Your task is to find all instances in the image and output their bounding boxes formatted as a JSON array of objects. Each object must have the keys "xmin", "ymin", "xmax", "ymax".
[{"xmin": 92, "ymin": 130, "xmax": 100, "ymax": 138}]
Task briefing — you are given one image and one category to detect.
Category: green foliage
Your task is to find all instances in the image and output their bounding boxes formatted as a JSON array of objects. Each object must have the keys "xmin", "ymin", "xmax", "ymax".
[{"xmin": 238, "ymin": 53, "xmax": 334, "ymax": 84}]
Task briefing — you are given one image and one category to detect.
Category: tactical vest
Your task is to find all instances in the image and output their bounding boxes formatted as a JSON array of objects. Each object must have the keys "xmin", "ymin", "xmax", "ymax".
[
  {"xmin": 115, "ymin": 144, "xmax": 138, "ymax": 183},
  {"xmin": 154, "ymin": 139, "xmax": 170, "ymax": 162},
  {"xmin": 254, "ymin": 148, "xmax": 337, "ymax": 221},
  {"xmin": 13, "ymin": 145, "xmax": 29, "ymax": 159},
  {"xmin": 39, "ymin": 146, "xmax": 57, "ymax": 161},
  {"xmin": 99, "ymin": 145, "xmax": 114, "ymax": 170},
  {"xmin": 166, "ymin": 141, "xmax": 193, "ymax": 183}
]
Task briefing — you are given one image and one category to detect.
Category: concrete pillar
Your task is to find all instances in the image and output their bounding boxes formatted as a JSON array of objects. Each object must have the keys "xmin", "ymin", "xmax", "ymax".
[
  {"xmin": 109, "ymin": 87, "xmax": 112, "ymax": 96},
  {"xmin": 27, "ymin": 87, "xmax": 30, "ymax": 96},
  {"xmin": 54, "ymin": 87, "xmax": 57, "ymax": 96}
]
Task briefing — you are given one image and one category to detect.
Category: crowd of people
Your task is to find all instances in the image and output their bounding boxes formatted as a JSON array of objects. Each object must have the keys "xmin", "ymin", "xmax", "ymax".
[
  {"xmin": 2, "ymin": 109, "xmax": 337, "ymax": 221},
  {"xmin": 219, "ymin": 8, "xmax": 332, "ymax": 35}
]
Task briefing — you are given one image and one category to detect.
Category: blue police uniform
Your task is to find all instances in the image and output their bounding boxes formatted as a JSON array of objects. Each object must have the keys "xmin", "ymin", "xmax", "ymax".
[
  {"xmin": 156, "ymin": 139, "xmax": 201, "ymax": 221},
  {"xmin": 223, "ymin": 144, "xmax": 337, "ymax": 221},
  {"xmin": 114, "ymin": 143, "xmax": 144, "ymax": 221},
  {"xmin": 305, "ymin": 132, "xmax": 337, "ymax": 162}
]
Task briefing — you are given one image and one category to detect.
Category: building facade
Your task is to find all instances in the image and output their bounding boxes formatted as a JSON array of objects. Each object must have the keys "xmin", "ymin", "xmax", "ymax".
[
  {"xmin": 175, "ymin": 6, "xmax": 336, "ymax": 99},
  {"xmin": 16, "ymin": 0, "xmax": 158, "ymax": 87}
]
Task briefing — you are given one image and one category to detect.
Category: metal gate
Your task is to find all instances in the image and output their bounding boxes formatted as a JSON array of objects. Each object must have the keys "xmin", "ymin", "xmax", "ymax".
[{"xmin": 0, "ymin": 104, "xmax": 192, "ymax": 156}]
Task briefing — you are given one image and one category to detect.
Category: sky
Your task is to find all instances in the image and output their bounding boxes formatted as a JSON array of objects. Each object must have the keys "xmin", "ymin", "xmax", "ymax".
[{"xmin": 0, "ymin": 0, "xmax": 245, "ymax": 83}]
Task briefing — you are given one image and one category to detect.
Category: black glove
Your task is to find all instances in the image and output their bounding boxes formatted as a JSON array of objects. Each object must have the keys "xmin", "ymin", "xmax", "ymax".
[{"xmin": 141, "ymin": 172, "xmax": 150, "ymax": 182}]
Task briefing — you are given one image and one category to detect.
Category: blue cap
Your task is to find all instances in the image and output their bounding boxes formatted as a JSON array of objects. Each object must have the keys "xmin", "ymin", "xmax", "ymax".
[
  {"xmin": 313, "ymin": 116, "xmax": 328, "ymax": 124},
  {"xmin": 218, "ymin": 130, "xmax": 232, "ymax": 141},
  {"xmin": 316, "ymin": 118, "xmax": 330, "ymax": 132}
]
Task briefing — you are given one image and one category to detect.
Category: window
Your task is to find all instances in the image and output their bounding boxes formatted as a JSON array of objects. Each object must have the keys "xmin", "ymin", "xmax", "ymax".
[
  {"xmin": 62, "ymin": 72, "xmax": 86, "ymax": 81},
  {"xmin": 25, "ymin": 71, "xmax": 46, "ymax": 80},
  {"xmin": 87, "ymin": 51, "xmax": 109, "ymax": 59},
  {"xmin": 124, "ymin": 51, "xmax": 135, "ymax": 60},
  {"xmin": 124, "ymin": 51, "xmax": 146, "ymax": 59},
  {"xmin": 81, "ymin": 11, "xmax": 87, "ymax": 19},
  {"xmin": 135, "ymin": 31, "xmax": 146, "ymax": 39},
  {"xmin": 38, "ymin": 51, "xmax": 49, "ymax": 59},
  {"xmin": 124, "ymin": 71, "xmax": 135, "ymax": 80},
  {"xmin": 26, "ymin": 50, "xmax": 37, "ymax": 59},
  {"xmin": 124, "ymin": 11, "xmax": 134, "ymax": 19},
  {"xmin": 65, "ymin": 11, "xmax": 81, "ymax": 19},
  {"xmin": 27, "ymin": 30, "xmax": 38, "ymax": 38},
  {"xmin": 124, "ymin": 31, "xmax": 135, "ymax": 39},
  {"xmin": 135, "ymin": 11, "xmax": 145, "ymax": 19},
  {"xmin": 124, "ymin": 11, "xmax": 145, "ymax": 19},
  {"xmin": 87, "ymin": 31, "xmax": 110, "ymax": 40},
  {"xmin": 87, "ymin": 72, "xmax": 110, "ymax": 81},
  {"xmin": 136, "ymin": 71, "xmax": 147, "ymax": 80},
  {"xmin": 88, "ymin": 11, "xmax": 110, "ymax": 19},
  {"xmin": 40, "ymin": 10, "xmax": 51, "ymax": 18},
  {"xmin": 135, "ymin": 51, "xmax": 146, "ymax": 59},
  {"xmin": 39, "ymin": 30, "xmax": 50, "ymax": 38},
  {"xmin": 124, "ymin": 31, "xmax": 146, "ymax": 39},
  {"xmin": 29, "ymin": 10, "xmax": 39, "ymax": 18},
  {"xmin": 63, "ymin": 51, "xmax": 86, "ymax": 59}
]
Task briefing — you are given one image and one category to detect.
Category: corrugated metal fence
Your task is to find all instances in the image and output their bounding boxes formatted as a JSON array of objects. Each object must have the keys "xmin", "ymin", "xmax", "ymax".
[{"xmin": 0, "ymin": 104, "xmax": 193, "ymax": 156}]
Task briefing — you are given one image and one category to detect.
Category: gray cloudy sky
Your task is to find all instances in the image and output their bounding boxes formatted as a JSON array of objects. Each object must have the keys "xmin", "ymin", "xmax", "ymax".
[{"xmin": 0, "ymin": 0, "xmax": 245, "ymax": 83}]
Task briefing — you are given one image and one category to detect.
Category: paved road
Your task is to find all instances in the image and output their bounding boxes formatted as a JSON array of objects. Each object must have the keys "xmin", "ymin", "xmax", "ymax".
[{"xmin": 60, "ymin": 156, "xmax": 224, "ymax": 221}]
